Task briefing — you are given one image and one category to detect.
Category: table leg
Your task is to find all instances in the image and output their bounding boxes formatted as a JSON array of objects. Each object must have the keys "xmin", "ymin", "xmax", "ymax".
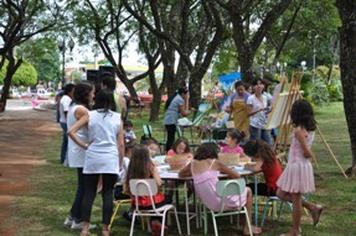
[
  {"xmin": 184, "ymin": 182, "xmax": 190, "ymax": 235},
  {"xmin": 254, "ymin": 175, "xmax": 258, "ymax": 226}
]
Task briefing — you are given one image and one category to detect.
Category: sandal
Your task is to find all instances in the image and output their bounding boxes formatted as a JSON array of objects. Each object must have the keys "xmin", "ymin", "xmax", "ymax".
[{"xmin": 311, "ymin": 205, "xmax": 323, "ymax": 226}]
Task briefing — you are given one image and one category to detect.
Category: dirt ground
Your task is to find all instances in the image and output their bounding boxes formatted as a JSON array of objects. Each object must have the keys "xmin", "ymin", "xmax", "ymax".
[{"xmin": 0, "ymin": 109, "xmax": 60, "ymax": 235}]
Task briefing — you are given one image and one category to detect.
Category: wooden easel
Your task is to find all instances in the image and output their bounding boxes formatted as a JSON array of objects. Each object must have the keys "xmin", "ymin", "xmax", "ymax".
[{"xmin": 271, "ymin": 73, "xmax": 348, "ymax": 178}]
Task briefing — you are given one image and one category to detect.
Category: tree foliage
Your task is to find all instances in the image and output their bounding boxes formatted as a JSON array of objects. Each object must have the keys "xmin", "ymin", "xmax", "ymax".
[
  {"xmin": 19, "ymin": 37, "xmax": 60, "ymax": 84},
  {"xmin": 0, "ymin": 59, "xmax": 37, "ymax": 86}
]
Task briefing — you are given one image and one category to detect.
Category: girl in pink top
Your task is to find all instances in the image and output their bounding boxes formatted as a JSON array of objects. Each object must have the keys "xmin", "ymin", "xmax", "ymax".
[
  {"xmin": 277, "ymin": 100, "xmax": 323, "ymax": 236},
  {"xmin": 221, "ymin": 128, "xmax": 245, "ymax": 154},
  {"xmin": 166, "ymin": 137, "xmax": 193, "ymax": 159},
  {"xmin": 179, "ymin": 143, "xmax": 262, "ymax": 235}
]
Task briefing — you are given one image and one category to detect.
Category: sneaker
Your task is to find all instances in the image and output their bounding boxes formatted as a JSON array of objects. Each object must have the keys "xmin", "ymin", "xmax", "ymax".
[
  {"xmin": 64, "ymin": 216, "xmax": 74, "ymax": 228},
  {"xmin": 70, "ymin": 221, "xmax": 97, "ymax": 230}
]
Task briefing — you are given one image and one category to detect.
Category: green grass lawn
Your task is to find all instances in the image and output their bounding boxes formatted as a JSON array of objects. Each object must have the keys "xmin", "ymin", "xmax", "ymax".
[{"xmin": 9, "ymin": 102, "xmax": 356, "ymax": 235}]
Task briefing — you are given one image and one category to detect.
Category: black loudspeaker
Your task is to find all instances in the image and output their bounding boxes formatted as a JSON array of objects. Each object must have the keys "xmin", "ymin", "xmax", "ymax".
[
  {"xmin": 87, "ymin": 69, "xmax": 100, "ymax": 82},
  {"xmin": 87, "ymin": 69, "xmax": 102, "ymax": 94},
  {"xmin": 99, "ymin": 66, "xmax": 115, "ymax": 79}
]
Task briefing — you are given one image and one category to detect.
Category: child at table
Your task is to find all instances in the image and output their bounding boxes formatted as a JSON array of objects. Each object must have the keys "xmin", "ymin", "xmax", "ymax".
[
  {"xmin": 166, "ymin": 137, "xmax": 193, "ymax": 159},
  {"xmin": 276, "ymin": 99, "xmax": 323, "ymax": 236},
  {"xmin": 243, "ymin": 139, "xmax": 283, "ymax": 196},
  {"xmin": 179, "ymin": 143, "xmax": 262, "ymax": 235},
  {"xmin": 125, "ymin": 144, "xmax": 170, "ymax": 235},
  {"xmin": 221, "ymin": 128, "xmax": 250, "ymax": 162}
]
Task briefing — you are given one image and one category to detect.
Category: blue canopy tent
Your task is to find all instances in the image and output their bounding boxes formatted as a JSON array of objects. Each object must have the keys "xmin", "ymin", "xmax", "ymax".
[{"xmin": 218, "ymin": 72, "xmax": 241, "ymax": 91}]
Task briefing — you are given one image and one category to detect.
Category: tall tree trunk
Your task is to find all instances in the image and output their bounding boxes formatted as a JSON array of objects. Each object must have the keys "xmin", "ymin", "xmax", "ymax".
[
  {"xmin": 239, "ymin": 53, "xmax": 254, "ymax": 82},
  {"xmin": 336, "ymin": 0, "xmax": 356, "ymax": 172},
  {"xmin": 0, "ymin": 53, "xmax": 22, "ymax": 112}
]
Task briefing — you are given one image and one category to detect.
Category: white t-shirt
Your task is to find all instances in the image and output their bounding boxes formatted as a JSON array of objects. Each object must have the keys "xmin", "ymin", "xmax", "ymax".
[
  {"xmin": 67, "ymin": 104, "xmax": 88, "ymax": 168},
  {"xmin": 59, "ymin": 95, "xmax": 72, "ymax": 123},
  {"xmin": 84, "ymin": 110, "xmax": 122, "ymax": 174},
  {"xmin": 247, "ymin": 94, "xmax": 268, "ymax": 129}
]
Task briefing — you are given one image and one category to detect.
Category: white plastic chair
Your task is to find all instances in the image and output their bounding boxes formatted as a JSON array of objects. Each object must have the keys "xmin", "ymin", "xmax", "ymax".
[
  {"xmin": 129, "ymin": 179, "xmax": 182, "ymax": 236},
  {"xmin": 203, "ymin": 179, "xmax": 253, "ymax": 236}
]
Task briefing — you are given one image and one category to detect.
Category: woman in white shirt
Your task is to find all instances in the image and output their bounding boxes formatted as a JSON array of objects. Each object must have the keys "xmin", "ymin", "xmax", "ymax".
[
  {"xmin": 64, "ymin": 81, "xmax": 95, "ymax": 229},
  {"xmin": 68, "ymin": 89, "xmax": 125, "ymax": 236},
  {"xmin": 246, "ymin": 79, "xmax": 273, "ymax": 145}
]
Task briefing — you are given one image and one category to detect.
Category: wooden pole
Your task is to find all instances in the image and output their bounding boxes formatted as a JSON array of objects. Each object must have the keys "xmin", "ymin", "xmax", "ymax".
[{"xmin": 316, "ymin": 125, "xmax": 348, "ymax": 178}]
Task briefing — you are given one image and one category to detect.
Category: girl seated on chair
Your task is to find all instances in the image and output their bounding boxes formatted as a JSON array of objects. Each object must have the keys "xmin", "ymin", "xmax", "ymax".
[
  {"xmin": 243, "ymin": 139, "xmax": 283, "ymax": 196},
  {"xmin": 125, "ymin": 144, "xmax": 171, "ymax": 235},
  {"xmin": 179, "ymin": 143, "xmax": 262, "ymax": 235},
  {"xmin": 221, "ymin": 128, "xmax": 250, "ymax": 163},
  {"xmin": 166, "ymin": 137, "xmax": 193, "ymax": 159}
]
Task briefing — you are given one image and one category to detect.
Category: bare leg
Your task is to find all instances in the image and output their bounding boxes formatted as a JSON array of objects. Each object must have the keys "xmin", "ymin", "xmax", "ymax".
[
  {"xmin": 291, "ymin": 193, "xmax": 302, "ymax": 234},
  {"xmin": 277, "ymin": 189, "xmax": 322, "ymax": 225},
  {"xmin": 243, "ymin": 188, "xmax": 262, "ymax": 235}
]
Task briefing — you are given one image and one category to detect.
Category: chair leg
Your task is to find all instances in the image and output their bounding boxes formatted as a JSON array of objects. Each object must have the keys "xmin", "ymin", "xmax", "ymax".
[
  {"xmin": 109, "ymin": 201, "xmax": 120, "ymax": 230},
  {"xmin": 161, "ymin": 211, "xmax": 167, "ymax": 236},
  {"xmin": 174, "ymin": 208, "xmax": 182, "ymax": 235},
  {"xmin": 277, "ymin": 201, "xmax": 285, "ymax": 221},
  {"xmin": 203, "ymin": 206, "xmax": 208, "ymax": 235},
  {"xmin": 211, "ymin": 212, "xmax": 219, "ymax": 236},
  {"xmin": 129, "ymin": 212, "xmax": 136, "ymax": 236},
  {"xmin": 261, "ymin": 199, "xmax": 271, "ymax": 227},
  {"xmin": 244, "ymin": 207, "xmax": 253, "ymax": 236}
]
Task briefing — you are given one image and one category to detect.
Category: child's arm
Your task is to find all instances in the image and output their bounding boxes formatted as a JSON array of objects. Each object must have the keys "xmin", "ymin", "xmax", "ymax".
[
  {"xmin": 216, "ymin": 160, "xmax": 241, "ymax": 179},
  {"xmin": 117, "ymin": 125, "xmax": 125, "ymax": 169},
  {"xmin": 244, "ymin": 159, "xmax": 263, "ymax": 172},
  {"xmin": 179, "ymin": 163, "xmax": 192, "ymax": 177},
  {"xmin": 295, "ymin": 127, "xmax": 314, "ymax": 159},
  {"xmin": 68, "ymin": 114, "xmax": 89, "ymax": 149},
  {"xmin": 151, "ymin": 165, "xmax": 163, "ymax": 186}
]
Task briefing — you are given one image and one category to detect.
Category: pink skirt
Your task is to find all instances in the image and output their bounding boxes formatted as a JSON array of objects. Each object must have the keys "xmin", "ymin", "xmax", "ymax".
[{"xmin": 277, "ymin": 160, "xmax": 315, "ymax": 193}]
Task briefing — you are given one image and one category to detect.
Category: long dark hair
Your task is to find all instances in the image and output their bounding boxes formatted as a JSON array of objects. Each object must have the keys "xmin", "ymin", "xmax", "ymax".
[
  {"xmin": 290, "ymin": 99, "xmax": 316, "ymax": 131},
  {"xmin": 171, "ymin": 137, "xmax": 190, "ymax": 153},
  {"xmin": 72, "ymin": 81, "xmax": 94, "ymax": 109},
  {"xmin": 165, "ymin": 86, "xmax": 188, "ymax": 111},
  {"xmin": 243, "ymin": 140, "xmax": 276, "ymax": 166},
  {"xmin": 125, "ymin": 144, "xmax": 153, "ymax": 194},
  {"xmin": 93, "ymin": 89, "xmax": 116, "ymax": 112},
  {"xmin": 64, "ymin": 83, "xmax": 75, "ymax": 95},
  {"xmin": 194, "ymin": 142, "xmax": 219, "ymax": 160}
]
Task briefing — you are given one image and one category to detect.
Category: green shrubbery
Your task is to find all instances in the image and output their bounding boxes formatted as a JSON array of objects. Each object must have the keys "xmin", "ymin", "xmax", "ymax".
[
  {"xmin": 0, "ymin": 59, "xmax": 37, "ymax": 86},
  {"xmin": 300, "ymin": 65, "xmax": 342, "ymax": 106}
]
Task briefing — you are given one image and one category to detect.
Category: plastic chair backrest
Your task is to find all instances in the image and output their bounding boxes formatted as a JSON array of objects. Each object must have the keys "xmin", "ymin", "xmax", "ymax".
[
  {"xmin": 143, "ymin": 124, "xmax": 153, "ymax": 138},
  {"xmin": 216, "ymin": 179, "xmax": 246, "ymax": 197},
  {"xmin": 129, "ymin": 179, "xmax": 158, "ymax": 196}
]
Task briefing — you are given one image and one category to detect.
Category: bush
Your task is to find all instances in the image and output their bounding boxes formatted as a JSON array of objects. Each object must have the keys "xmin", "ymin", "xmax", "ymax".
[{"xmin": 0, "ymin": 59, "xmax": 37, "ymax": 86}]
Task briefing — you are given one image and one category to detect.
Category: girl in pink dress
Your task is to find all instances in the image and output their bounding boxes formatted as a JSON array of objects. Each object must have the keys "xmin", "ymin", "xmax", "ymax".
[
  {"xmin": 276, "ymin": 100, "xmax": 323, "ymax": 236},
  {"xmin": 179, "ymin": 143, "xmax": 262, "ymax": 235}
]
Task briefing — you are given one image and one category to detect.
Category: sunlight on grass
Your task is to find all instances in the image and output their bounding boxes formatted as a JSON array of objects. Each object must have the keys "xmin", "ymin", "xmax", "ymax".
[{"xmin": 11, "ymin": 103, "xmax": 356, "ymax": 235}]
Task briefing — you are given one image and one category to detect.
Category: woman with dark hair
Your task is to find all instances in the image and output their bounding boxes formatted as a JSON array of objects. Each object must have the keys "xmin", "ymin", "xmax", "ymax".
[
  {"xmin": 68, "ymin": 89, "xmax": 125, "ymax": 236},
  {"xmin": 163, "ymin": 87, "xmax": 190, "ymax": 151},
  {"xmin": 246, "ymin": 79, "xmax": 273, "ymax": 145},
  {"xmin": 59, "ymin": 83, "xmax": 75, "ymax": 164},
  {"xmin": 65, "ymin": 81, "xmax": 95, "ymax": 229},
  {"xmin": 179, "ymin": 143, "xmax": 262, "ymax": 235}
]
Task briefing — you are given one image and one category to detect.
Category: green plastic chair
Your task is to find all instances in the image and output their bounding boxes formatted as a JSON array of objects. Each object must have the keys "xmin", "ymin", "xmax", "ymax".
[{"xmin": 202, "ymin": 179, "xmax": 253, "ymax": 236}]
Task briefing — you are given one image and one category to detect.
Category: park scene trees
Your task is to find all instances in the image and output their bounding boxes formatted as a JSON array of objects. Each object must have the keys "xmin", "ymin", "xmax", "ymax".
[{"xmin": 0, "ymin": 0, "xmax": 356, "ymax": 235}]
